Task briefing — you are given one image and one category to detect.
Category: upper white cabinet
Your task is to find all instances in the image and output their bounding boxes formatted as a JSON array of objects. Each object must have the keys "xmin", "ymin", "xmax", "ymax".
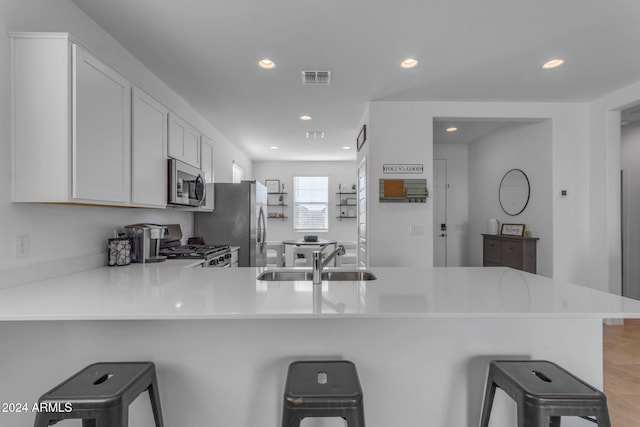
[
  {"xmin": 168, "ymin": 113, "xmax": 200, "ymax": 168},
  {"xmin": 73, "ymin": 45, "xmax": 131, "ymax": 203},
  {"xmin": 11, "ymin": 33, "xmax": 132, "ymax": 205},
  {"xmin": 131, "ymin": 87, "xmax": 168, "ymax": 208}
]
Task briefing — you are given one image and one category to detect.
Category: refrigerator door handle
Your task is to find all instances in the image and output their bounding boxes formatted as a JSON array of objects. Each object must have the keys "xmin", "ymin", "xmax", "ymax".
[
  {"xmin": 261, "ymin": 209, "xmax": 267, "ymax": 248},
  {"xmin": 258, "ymin": 206, "xmax": 266, "ymax": 251}
]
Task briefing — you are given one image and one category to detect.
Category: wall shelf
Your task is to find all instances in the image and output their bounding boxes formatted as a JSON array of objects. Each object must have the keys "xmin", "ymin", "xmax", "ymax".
[
  {"xmin": 336, "ymin": 192, "xmax": 357, "ymax": 221},
  {"xmin": 267, "ymin": 191, "xmax": 287, "ymax": 221}
]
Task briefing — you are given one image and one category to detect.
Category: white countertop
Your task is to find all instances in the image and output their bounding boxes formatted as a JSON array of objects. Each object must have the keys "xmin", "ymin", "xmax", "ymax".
[{"xmin": 2, "ymin": 263, "xmax": 640, "ymax": 321}]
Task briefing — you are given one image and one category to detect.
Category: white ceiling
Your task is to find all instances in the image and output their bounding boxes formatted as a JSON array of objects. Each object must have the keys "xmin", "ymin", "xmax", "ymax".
[{"xmin": 70, "ymin": 0, "xmax": 640, "ymax": 161}]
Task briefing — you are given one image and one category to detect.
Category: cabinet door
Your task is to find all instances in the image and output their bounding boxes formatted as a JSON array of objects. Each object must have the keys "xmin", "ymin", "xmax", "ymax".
[
  {"xmin": 483, "ymin": 237, "xmax": 502, "ymax": 264},
  {"xmin": 131, "ymin": 87, "xmax": 168, "ymax": 207},
  {"xmin": 199, "ymin": 136, "xmax": 215, "ymax": 211},
  {"xmin": 501, "ymin": 240, "xmax": 523, "ymax": 269},
  {"xmin": 72, "ymin": 45, "xmax": 131, "ymax": 203},
  {"xmin": 168, "ymin": 113, "xmax": 200, "ymax": 168}
]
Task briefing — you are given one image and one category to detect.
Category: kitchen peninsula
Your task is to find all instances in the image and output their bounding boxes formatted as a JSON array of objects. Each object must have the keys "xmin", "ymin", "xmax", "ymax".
[{"xmin": 1, "ymin": 264, "xmax": 639, "ymax": 427}]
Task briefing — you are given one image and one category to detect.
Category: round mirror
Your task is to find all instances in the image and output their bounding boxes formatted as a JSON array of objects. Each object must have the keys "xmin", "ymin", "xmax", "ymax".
[{"xmin": 499, "ymin": 169, "xmax": 530, "ymax": 216}]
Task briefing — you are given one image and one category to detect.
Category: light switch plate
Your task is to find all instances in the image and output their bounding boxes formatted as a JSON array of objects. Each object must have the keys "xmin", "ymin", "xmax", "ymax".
[{"xmin": 409, "ymin": 225, "xmax": 425, "ymax": 236}]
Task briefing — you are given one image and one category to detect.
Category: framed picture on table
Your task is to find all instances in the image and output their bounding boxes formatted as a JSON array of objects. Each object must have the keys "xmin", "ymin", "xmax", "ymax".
[{"xmin": 500, "ymin": 223, "xmax": 525, "ymax": 237}]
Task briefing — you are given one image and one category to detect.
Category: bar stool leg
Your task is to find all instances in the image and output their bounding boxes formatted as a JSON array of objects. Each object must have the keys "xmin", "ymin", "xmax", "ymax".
[
  {"xmin": 33, "ymin": 413, "xmax": 51, "ymax": 427},
  {"xmin": 479, "ymin": 380, "xmax": 497, "ymax": 427},
  {"xmin": 81, "ymin": 420, "xmax": 97, "ymax": 427},
  {"xmin": 345, "ymin": 411, "xmax": 365, "ymax": 427},
  {"xmin": 596, "ymin": 408, "xmax": 612, "ymax": 427},
  {"xmin": 147, "ymin": 379, "xmax": 165, "ymax": 427},
  {"xmin": 120, "ymin": 406, "xmax": 129, "ymax": 427},
  {"xmin": 520, "ymin": 407, "xmax": 548, "ymax": 427},
  {"xmin": 281, "ymin": 411, "xmax": 302, "ymax": 427},
  {"xmin": 549, "ymin": 415, "xmax": 561, "ymax": 427}
]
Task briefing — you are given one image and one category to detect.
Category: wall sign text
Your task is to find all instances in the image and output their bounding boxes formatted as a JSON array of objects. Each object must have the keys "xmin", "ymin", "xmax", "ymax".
[{"xmin": 383, "ymin": 164, "xmax": 423, "ymax": 174}]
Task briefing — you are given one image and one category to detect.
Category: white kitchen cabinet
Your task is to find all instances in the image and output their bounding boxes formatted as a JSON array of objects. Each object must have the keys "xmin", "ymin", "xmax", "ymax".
[
  {"xmin": 199, "ymin": 135, "xmax": 215, "ymax": 211},
  {"xmin": 168, "ymin": 113, "xmax": 200, "ymax": 168},
  {"xmin": 229, "ymin": 247, "xmax": 239, "ymax": 267},
  {"xmin": 131, "ymin": 87, "xmax": 168, "ymax": 208},
  {"xmin": 11, "ymin": 33, "xmax": 132, "ymax": 205}
]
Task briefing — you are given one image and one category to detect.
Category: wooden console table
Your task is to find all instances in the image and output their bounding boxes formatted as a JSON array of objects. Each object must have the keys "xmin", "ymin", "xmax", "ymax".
[{"xmin": 482, "ymin": 234, "xmax": 539, "ymax": 274}]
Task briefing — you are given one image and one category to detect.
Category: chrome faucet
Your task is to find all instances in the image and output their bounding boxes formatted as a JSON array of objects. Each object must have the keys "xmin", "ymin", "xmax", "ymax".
[{"xmin": 312, "ymin": 245, "xmax": 345, "ymax": 284}]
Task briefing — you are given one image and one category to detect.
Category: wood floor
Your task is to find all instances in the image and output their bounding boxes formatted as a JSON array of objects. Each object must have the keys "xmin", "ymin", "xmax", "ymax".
[{"xmin": 604, "ymin": 319, "xmax": 640, "ymax": 427}]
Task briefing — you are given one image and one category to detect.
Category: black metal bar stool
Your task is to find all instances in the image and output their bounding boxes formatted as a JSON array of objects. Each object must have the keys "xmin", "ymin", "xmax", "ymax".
[
  {"xmin": 282, "ymin": 360, "xmax": 365, "ymax": 427},
  {"xmin": 33, "ymin": 361, "xmax": 164, "ymax": 427},
  {"xmin": 480, "ymin": 360, "xmax": 611, "ymax": 427}
]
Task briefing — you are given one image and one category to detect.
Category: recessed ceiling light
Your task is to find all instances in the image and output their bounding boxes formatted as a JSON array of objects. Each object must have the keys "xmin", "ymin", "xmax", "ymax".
[
  {"xmin": 541, "ymin": 59, "xmax": 564, "ymax": 70},
  {"xmin": 258, "ymin": 59, "xmax": 276, "ymax": 69},
  {"xmin": 400, "ymin": 58, "xmax": 419, "ymax": 69},
  {"xmin": 300, "ymin": 115, "xmax": 312, "ymax": 121},
  {"xmin": 270, "ymin": 146, "xmax": 279, "ymax": 150},
  {"xmin": 446, "ymin": 127, "xmax": 458, "ymax": 132},
  {"xmin": 342, "ymin": 146, "xmax": 351, "ymax": 150}
]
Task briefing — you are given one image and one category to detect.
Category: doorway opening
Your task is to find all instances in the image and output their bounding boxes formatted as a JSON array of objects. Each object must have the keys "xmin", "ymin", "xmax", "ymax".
[
  {"xmin": 620, "ymin": 104, "xmax": 640, "ymax": 299},
  {"xmin": 432, "ymin": 117, "xmax": 552, "ymax": 274}
]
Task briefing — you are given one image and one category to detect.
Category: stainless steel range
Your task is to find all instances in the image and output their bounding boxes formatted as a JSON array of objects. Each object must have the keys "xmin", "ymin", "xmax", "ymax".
[
  {"xmin": 159, "ymin": 224, "xmax": 231, "ymax": 267},
  {"xmin": 159, "ymin": 244, "xmax": 231, "ymax": 267}
]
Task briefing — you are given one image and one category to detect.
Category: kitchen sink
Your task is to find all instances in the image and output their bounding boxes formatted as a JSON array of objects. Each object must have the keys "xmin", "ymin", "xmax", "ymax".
[{"xmin": 256, "ymin": 269, "xmax": 377, "ymax": 281}]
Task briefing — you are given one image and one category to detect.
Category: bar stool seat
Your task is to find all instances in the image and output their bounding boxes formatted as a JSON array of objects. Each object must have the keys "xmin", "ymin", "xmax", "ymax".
[
  {"xmin": 34, "ymin": 361, "xmax": 164, "ymax": 427},
  {"xmin": 282, "ymin": 360, "xmax": 365, "ymax": 427},
  {"xmin": 480, "ymin": 360, "xmax": 611, "ymax": 427}
]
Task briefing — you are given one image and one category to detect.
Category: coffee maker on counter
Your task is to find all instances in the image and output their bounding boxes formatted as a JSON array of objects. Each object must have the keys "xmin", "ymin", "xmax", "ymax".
[{"xmin": 124, "ymin": 224, "xmax": 168, "ymax": 263}]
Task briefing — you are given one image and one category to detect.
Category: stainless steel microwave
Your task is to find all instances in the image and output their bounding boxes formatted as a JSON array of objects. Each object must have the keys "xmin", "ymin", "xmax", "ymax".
[{"xmin": 168, "ymin": 159, "xmax": 206, "ymax": 207}]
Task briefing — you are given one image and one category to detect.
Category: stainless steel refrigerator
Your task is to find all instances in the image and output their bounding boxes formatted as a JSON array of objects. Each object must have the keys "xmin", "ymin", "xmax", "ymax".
[{"xmin": 194, "ymin": 181, "xmax": 267, "ymax": 266}]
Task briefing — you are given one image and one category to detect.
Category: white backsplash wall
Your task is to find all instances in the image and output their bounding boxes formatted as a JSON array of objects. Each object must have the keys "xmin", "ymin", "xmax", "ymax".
[
  {"xmin": 252, "ymin": 161, "xmax": 358, "ymax": 243},
  {"xmin": 467, "ymin": 121, "xmax": 553, "ymax": 277},
  {"xmin": 0, "ymin": 0, "xmax": 251, "ymax": 282}
]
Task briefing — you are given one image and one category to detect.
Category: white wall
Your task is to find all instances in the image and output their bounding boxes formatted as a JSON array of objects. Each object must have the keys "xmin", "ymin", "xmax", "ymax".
[
  {"xmin": 367, "ymin": 101, "xmax": 589, "ymax": 286},
  {"xmin": 467, "ymin": 121, "xmax": 553, "ymax": 277},
  {"xmin": 252, "ymin": 161, "xmax": 358, "ymax": 244},
  {"xmin": 0, "ymin": 0, "xmax": 252, "ymax": 284},
  {"xmin": 433, "ymin": 143, "xmax": 469, "ymax": 267},
  {"xmin": 367, "ymin": 103, "xmax": 433, "ymax": 267}
]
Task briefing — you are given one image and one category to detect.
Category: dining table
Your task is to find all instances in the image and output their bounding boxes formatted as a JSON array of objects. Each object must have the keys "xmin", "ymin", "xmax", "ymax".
[{"xmin": 281, "ymin": 239, "xmax": 338, "ymax": 266}]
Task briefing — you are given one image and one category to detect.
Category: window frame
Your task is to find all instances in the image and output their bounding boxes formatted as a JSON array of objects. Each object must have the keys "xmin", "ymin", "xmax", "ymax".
[
  {"xmin": 232, "ymin": 162, "xmax": 244, "ymax": 183},
  {"xmin": 293, "ymin": 176, "xmax": 329, "ymax": 232}
]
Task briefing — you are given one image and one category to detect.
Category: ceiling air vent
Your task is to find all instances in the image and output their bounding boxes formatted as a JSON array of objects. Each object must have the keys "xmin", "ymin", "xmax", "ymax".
[
  {"xmin": 302, "ymin": 71, "xmax": 331, "ymax": 85},
  {"xmin": 306, "ymin": 131, "xmax": 325, "ymax": 139}
]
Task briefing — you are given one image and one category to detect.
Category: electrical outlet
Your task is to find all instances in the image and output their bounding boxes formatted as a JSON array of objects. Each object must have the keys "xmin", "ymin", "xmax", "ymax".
[{"xmin": 16, "ymin": 235, "xmax": 29, "ymax": 258}]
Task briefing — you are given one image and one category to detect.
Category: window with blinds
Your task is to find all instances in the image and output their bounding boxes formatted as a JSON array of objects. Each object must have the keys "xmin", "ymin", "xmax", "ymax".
[
  {"xmin": 293, "ymin": 176, "xmax": 329, "ymax": 231},
  {"xmin": 232, "ymin": 163, "xmax": 244, "ymax": 183}
]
